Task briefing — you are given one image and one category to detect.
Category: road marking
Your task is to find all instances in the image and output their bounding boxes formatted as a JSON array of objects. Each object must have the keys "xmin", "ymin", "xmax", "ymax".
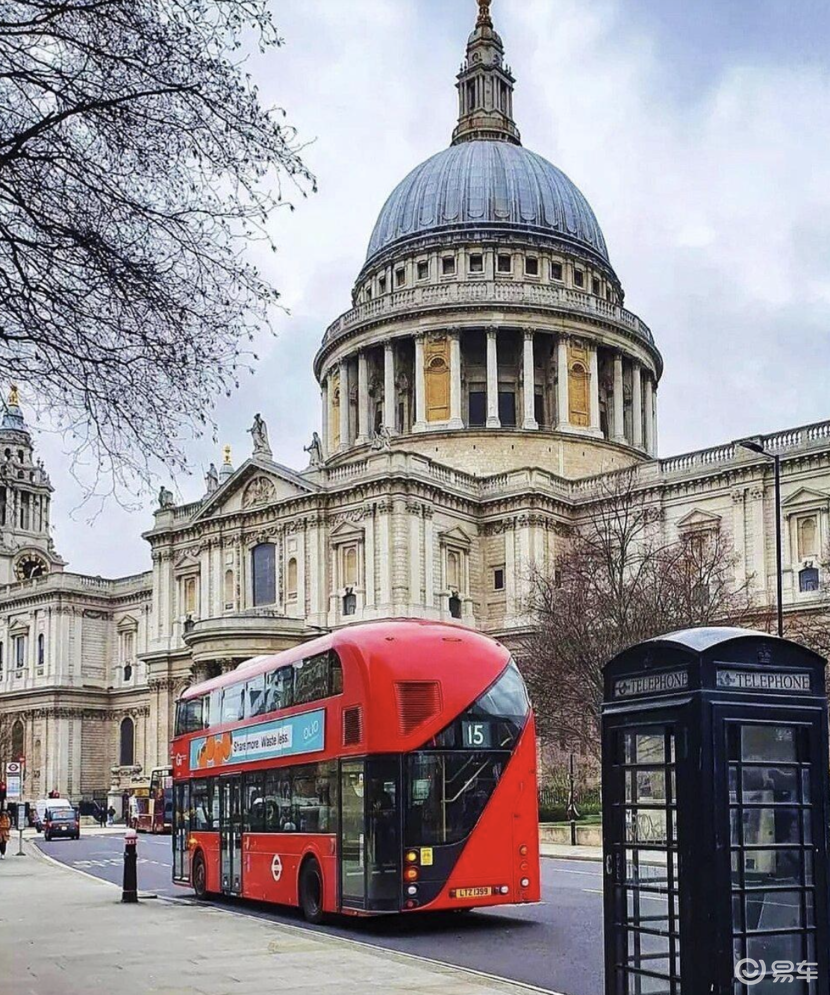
[{"xmin": 553, "ymin": 868, "xmax": 601, "ymax": 877}]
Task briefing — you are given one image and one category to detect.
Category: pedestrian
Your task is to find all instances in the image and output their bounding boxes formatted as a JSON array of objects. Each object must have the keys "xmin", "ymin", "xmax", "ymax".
[
  {"xmin": 106, "ymin": 805, "xmax": 116, "ymax": 827},
  {"xmin": 0, "ymin": 806, "xmax": 11, "ymax": 860}
]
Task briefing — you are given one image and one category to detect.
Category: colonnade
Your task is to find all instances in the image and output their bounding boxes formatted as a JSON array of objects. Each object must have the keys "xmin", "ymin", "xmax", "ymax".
[{"xmin": 320, "ymin": 328, "xmax": 658, "ymax": 457}]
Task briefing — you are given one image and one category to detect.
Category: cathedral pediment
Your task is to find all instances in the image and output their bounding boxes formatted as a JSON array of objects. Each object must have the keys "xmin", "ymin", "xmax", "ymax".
[
  {"xmin": 190, "ymin": 458, "xmax": 320, "ymax": 522},
  {"xmin": 329, "ymin": 519, "xmax": 365, "ymax": 543},
  {"xmin": 781, "ymin": 487, "xmax": 830, "ymax": 510},
  {"xmin": 676, "ymin": 508, "xmax": 722, "ymax": 532},
  {"xmin": 439, "ymin": 525, "xmax": 473, "ymax": 547}
]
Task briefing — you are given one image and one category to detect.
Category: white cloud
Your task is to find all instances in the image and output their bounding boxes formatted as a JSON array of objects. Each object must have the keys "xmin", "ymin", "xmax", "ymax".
[{"xmin": 32, "ymin": 0, "xmax": 830, "ymax": 575}]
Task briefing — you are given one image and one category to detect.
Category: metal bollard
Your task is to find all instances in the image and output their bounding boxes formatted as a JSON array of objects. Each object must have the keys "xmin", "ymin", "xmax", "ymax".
[{"xmin": 122, "ymin": 828, "xmax": 138, "ymax": 903}]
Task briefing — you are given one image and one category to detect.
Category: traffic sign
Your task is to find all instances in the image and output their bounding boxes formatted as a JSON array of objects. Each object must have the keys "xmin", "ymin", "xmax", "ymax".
[
  {"xmin": 6, "ymin": 775, "xmax": 21, "ymax": 800},
  {"xmin": 5, "ymin": 761, "xmax": 22, "ymax": 776}
]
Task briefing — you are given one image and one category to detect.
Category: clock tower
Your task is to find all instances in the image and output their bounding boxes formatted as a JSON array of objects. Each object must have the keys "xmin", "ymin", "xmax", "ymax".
[{"xmin": 0, "ymin": 386, "xmax": 65, "ymax": 584}]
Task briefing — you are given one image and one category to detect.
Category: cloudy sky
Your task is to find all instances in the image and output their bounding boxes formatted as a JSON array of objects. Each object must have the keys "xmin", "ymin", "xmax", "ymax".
[{"xmin": 32, "ymin": 0, "xmax": 830, "ymax": 577}]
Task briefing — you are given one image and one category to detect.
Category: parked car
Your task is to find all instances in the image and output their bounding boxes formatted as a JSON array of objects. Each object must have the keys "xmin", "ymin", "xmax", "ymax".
[
  {"xmin": 42, "ymin": 806, "xmax": 80, "ymax": 841},
  {"xmin": 33, "ymin": 798, "xmax": 73, "ymax": 834}
]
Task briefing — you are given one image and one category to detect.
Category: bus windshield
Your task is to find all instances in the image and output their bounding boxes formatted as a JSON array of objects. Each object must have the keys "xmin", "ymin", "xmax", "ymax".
[{"xmin": 406, "ymin": 659, "xmax": 530, "ymax": 845}]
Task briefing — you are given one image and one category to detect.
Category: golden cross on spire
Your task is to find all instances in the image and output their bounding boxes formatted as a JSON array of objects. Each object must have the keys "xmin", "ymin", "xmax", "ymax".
[
  {"xmin": 222, "ymin": 444, "xmax": 232, "ymax": 465},
  {"xmin": 8, "ymin": 384, "xmax": 19, "ymax": 407},
  {"xmin": 477, "ymin": 0, "xmax": 493, "ymax": 27}
]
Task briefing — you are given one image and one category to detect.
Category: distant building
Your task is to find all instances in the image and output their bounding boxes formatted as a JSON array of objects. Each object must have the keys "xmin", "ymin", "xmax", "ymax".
[{"xmin": 2, "ymin": 1, "xmax": 829, "ymax": 801}]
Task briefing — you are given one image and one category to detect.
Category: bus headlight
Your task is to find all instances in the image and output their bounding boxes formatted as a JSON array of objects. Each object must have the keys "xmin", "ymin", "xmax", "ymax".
[
  {"xmin": 519, "ymin": 844, "xmax": 528, "ymax": 856},
  {"xmin": 406, "ymin": 884, "xmax": 418, "ymax": 896},
  {"xmin": 404, "ymin": 866, "xmax": 419, "ymax": 882},
  {"xmin": 520, "ymin": 877, "xmax": 530, "ymax": 888},
  {"xmin": 499, "ymin": 885, "xmax": 509, "ymax": 895},
  {"xmin": 405, "ymin": 849, "xmax": 419, "ymax": 864}
]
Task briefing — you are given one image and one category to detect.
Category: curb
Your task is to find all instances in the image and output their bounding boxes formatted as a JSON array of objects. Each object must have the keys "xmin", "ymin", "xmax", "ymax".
[
  {"xmin": 25, "ymin": 838, "xmax": 567, "ymax": 995},
  {"xmin": 541, "ymin": 850, "xmax": 603, "ymax": 863}
]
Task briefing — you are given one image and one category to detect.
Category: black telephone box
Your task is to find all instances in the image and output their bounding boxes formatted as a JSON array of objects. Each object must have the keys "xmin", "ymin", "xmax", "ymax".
[{"xmin": 602, "ymin": 627, "xmax": 829, "ymax": 995}]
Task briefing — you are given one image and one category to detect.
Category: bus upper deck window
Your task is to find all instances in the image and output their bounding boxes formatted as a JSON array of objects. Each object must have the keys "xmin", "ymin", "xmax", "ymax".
[{"xmin": 330, "ymin": 652, "xmax": 343, "ymax": 695}]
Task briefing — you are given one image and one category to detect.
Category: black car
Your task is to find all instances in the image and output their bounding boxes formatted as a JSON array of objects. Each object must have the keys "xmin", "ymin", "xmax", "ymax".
[{"xmin": 43, "ymin": 808, "xmax": 80, "ymax": 841}]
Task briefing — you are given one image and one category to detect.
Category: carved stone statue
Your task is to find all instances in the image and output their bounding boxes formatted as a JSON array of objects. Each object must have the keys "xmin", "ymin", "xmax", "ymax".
[
  {"xmin": 303, "ymin": 431, "xmax": 324, "ymax": 466},
  {"xmin": 204, "ymin": 462, "xmax": 219, "ymax": 493},
  {"xmin": 248, "ymin": 413, "xmax": 272, "ymax": 458},
  {"xmin": 371, "ymin": 425, "xmax": 393, "ymax": 451},
  {"xmin": 242, "ymin": 475, "xmax": 276, "ymax": 509},
  {"xmin": 157, "ymin": 485, "xmax": 174, "ymax": 509}
]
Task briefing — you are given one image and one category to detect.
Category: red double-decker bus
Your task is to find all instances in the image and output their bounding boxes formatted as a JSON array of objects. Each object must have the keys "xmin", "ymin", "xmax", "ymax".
[{"xmin": 170, "ymin": 619, "xmax": 539, "ymax": 921}]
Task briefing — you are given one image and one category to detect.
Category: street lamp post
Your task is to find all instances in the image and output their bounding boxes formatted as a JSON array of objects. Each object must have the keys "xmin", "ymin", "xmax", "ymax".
[{"xmin": 739, "ymin": 439, "xmax": 783, "ymax": 637}]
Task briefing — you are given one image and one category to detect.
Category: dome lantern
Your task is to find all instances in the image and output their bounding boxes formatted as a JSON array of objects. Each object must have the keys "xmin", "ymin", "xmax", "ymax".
[{"xmin": 453, "ymin": 0, "xmax": 521, "ymax": 147}]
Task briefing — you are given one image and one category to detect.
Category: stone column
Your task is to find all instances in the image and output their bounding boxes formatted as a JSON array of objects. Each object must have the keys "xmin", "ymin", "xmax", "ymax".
[
  {"xmin": 413, "ymin": 333, "xmax": 426, "ymax": 432},
  {"xmin": 588, "ymin": 346, "xmax": 601, "ymax": 432},
  {"xmin": 338, "ymin": 357, "xmax": 350, "ymax": 451},
  {"xmin": 522, "ymin": 329, "xmax": 538, "ymax": 430},
  {"xmin": 383, "ymin": 341, "xmax": 396, "ymax": 432},
  {"xmin": 320, "ymin": 375, "xmax": 329, "ymax": 456},
  {"xmin": 486, "ymin": 328, "xmax": 500, "ymax": 428},
  {"xmin": 631, "ymin": 362, "xmax": 643, "ymax": 449},
  {"xmin": 449, "ymin": 330, "xmax": 464, "ymax": 428},
  {"xmin": 732, "ymin": 489, "xmax": 747, "ymax": 587},
  {"xmin": 612, "ymin": 353, "xmax": 625, "ymax": 443},
  {"xmin": 356, "ymin": 350, "xmax": 369, "ymax": 445},
  {"xmin": 644, "ymin": 374, "xmax": 655, "ymax": 455},
  {"xmin": 556, "ymin": 336, "xmax": 570, "ymax": 429}
]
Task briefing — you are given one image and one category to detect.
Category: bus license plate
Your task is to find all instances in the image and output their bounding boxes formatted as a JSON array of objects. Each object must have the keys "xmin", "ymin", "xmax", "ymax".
[{"xmin": 455, "ymin": 887, "xmax": 492, "ymax": 899}]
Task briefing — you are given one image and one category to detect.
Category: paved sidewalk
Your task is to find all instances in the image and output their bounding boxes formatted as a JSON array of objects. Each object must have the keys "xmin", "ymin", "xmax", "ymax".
[
  {"xmin": 1, "ymin": 844, "xmax": 545, "ymax": 995},
  {"xmin": 541, "ymin": 842, "xmax": 602, "ymax": 862}
]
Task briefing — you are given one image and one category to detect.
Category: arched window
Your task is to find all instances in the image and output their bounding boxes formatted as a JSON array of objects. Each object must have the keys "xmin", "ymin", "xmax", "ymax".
[
  {"xmin": 799, "ymin": 567, "xmax": 820, "ymax": 593},
  {"xmin": 183, "ymin": 576, "xmax": 197, "ymax": 616},
  {"xmin": 251, "ymin": 543, "xmax": 276, "ymax": 606},
  {"xmin": 797, "ymin": 517, "xmax": 818, "ymax": 559},
  {"xmin": 120, "ymin": 717, "xmax": 135, "ymax": 767},
  {"xmin": 124, "ymin": 663, "xmax": 133, "ymax": 682},
  {"xmin": 37, "ymin": 633, "xmax": 44, "ymax": 667},
  {"xmin": 287, "ymin": 558, "xmax": 298, "ymax": 601},
  {"xmin": 11, "ymin": 719, "xmax": 24, "ymax": 759},
  {"xmin": 569, "ymin": 361, "xmax": 590, "ymax": 427},
  {"xmin": 343, "ymin": 547, "xmax": 358, "ymax": 588},
  {"xmin": 447, "ymin": 550, "xmax": 460, "ymax": 590},
  {"xmin": 224, "ymin": 569, "xmax": 234, "ymax": 609}
]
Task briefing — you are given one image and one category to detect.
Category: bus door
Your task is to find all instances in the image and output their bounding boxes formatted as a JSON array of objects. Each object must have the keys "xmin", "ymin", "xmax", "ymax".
[
  {"xmin": 219, "ymin": 775, "xmax": 243, "ymax": 895},
  {"xmin": 172, "ymin": 781, "xmax": 190, "ymax": 883},
  {"xmin": 340, "ymin": 760, "xmax": 366, "ymax": 909},
  {"xmin": 340, "ymin": 758, "xmax": 401, "ymax": 912}
]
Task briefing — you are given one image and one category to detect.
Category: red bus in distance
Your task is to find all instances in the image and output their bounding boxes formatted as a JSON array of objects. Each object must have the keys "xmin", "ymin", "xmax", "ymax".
[{"xmin": 170, "ymin": 619, "xmax": 540, "ymax": 921}]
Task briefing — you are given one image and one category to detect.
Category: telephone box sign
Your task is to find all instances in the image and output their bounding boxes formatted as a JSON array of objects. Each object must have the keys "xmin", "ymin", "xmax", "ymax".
[
  {"xmin": 715, "ymin": 667, "xmax": 812, "ymax": 694},
  {"xmin": 613, "ymin": 669, "xmax": 688, "ymax": 699}
]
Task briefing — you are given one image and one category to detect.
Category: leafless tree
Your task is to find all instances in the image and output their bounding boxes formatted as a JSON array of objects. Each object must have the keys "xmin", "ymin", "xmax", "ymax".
[
  {"xmin": 0, "ymin": 1, "xmax": 314, "ymax": 501},
  {"xmin": 521, "ymin": 471, "xmax": 755, "ymax": 760}
]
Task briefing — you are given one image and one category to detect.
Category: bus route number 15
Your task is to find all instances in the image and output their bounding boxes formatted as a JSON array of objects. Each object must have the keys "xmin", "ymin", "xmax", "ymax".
[{"xmin": 462, "ymin": 721, "xmax": 492, "ymax": 749}]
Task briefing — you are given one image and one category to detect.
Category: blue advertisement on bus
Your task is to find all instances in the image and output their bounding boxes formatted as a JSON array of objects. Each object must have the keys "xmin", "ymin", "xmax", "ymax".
[{"xmin": 190, "ymin": 708, "xmax": 325, "ymax": 770}]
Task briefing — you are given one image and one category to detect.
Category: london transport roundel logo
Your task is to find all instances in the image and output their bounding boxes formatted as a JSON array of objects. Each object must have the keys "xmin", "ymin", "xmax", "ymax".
[{"xmin": 271, "ymin": 854, "xmax": 282, "ymax": 882}]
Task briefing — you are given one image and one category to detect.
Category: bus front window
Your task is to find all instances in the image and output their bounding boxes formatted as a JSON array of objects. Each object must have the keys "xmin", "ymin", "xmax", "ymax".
[{"xmin": 406, "ymin": 752, "xmax": 507, "ymax": 846}]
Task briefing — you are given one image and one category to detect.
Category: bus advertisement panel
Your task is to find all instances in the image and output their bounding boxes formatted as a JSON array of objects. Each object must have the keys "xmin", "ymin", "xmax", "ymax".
[{"xmin": 170, "ymin": 620, "xmax": 540, "ymax": 922}]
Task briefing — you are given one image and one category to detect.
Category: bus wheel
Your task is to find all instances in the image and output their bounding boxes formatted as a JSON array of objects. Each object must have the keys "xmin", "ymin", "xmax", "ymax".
[
  {"xmin": 299, "ymin": 858, "xmax": 325, "ymax": 924},
  {"xmin": 192, "ymin": 853, "xmax": 209, "ymax": 901}
]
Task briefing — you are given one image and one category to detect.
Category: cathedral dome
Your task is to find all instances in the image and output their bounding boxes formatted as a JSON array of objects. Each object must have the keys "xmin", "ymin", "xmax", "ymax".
[{"xmin": 365, "ymin": 140, "xmax": 609, "ymax": 269}]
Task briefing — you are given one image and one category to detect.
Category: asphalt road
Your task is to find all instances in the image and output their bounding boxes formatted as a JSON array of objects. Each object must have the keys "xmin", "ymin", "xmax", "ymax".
[{"xmin": 36, "ymin": 833, "xmax": 603, "ymax": 995}]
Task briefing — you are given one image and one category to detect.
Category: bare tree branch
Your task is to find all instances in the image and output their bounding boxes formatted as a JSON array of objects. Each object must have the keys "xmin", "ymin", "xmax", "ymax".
[{"xmin": 0, "ymin": 1, "xmax": 315, "ymax": 502}]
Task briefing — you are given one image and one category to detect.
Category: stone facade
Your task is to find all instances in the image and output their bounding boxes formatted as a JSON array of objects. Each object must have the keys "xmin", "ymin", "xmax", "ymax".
[{"xmin": 1, "ymin": 3, "xmax": 829, "ymax": 801}]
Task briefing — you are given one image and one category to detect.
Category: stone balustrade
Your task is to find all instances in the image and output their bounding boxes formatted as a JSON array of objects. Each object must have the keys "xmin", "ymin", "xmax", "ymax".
[{"xmin": 322, "ymin": 279, "xmax": 655, "ymax": 348}]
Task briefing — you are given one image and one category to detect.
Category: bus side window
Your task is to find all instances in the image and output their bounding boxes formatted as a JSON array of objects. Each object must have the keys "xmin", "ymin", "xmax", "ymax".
[
  {"xmin": 294, "ymin": 653, "xmax": 329, "ymax": 706},
  {"xmin": 209, "ymin": 689, "xmax": 223, "ymax": 729},
  {"xmin": 330, "ymin": 651, "xmax": 343, "ymax": 696},
  {"xmin": 246, "ymin": 674, "xmax": 265, "ymax": 718}
]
